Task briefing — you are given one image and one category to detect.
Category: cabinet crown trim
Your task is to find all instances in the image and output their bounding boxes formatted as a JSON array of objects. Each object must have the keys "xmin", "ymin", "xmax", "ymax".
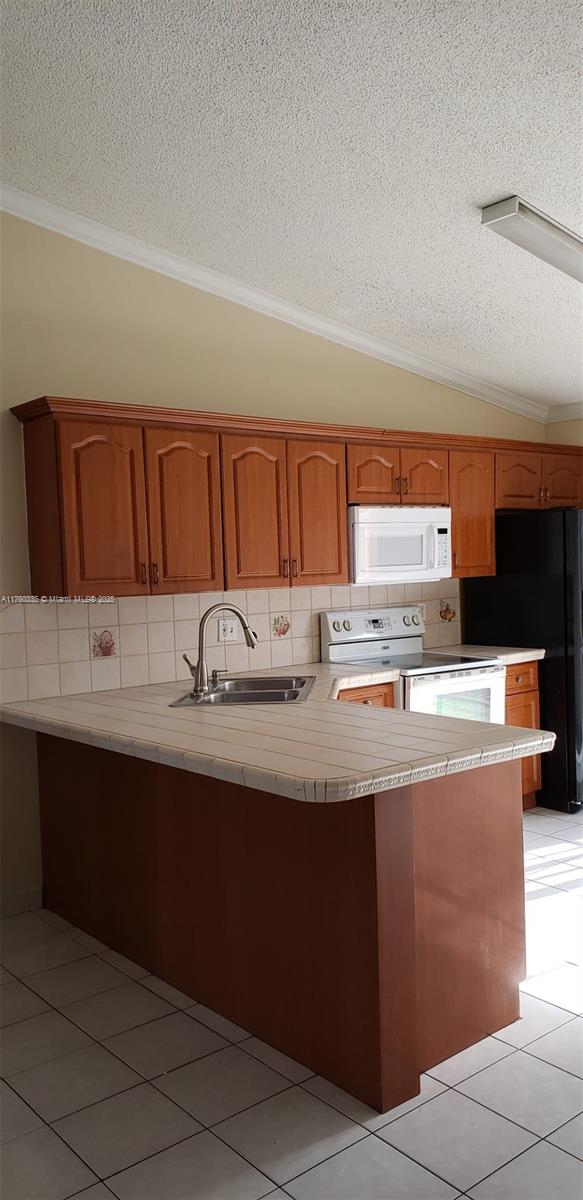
[{"xmin": 10, "ymin": 397, "xmax": 583, "ymax": 458}]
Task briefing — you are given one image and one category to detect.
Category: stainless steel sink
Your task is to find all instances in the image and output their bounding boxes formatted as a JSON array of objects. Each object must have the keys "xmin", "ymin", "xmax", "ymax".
[{"xmin": 170, "ymin": 675, "xmax": 316, "ymax": 707}]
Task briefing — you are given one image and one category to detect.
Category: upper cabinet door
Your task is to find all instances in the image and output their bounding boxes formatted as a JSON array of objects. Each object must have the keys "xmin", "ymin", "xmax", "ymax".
[
  {"xmin": 450, "ymin": 450, "xmax": 495, "ymax": 577},
  {"xmin": 543, "ymin": 454, "xmax": 582, "ymax": 507},
  {"xmin": 221, "ymin": 435, "xmax": 290, "ymax": 589},
  {"xmin": 496, "ymin": 452, "xmax": 543, "ymax": 508},
  {"xmin": 287, "ymin": 440, "xmax": 348, "ymax": 586},
  {"xmin": 347, "ymin": 444, "xmax": 400, "ymax": 503},
  {"xmin": 144, "ymin": 428, "xmax": 223, "ymax": 594},
  {"xmin": 58, "ymin": 420, "xmax": 149, "ymax": 596},
  {"xmin": 400, "ymin": 447, "xmax": 449, "ymax": 505}
]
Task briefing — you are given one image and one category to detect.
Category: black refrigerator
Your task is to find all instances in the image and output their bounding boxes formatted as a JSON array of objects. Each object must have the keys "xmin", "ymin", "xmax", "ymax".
[{"xmin": 462, "ymin": 507, "xmax": 582, "ymax": 814}]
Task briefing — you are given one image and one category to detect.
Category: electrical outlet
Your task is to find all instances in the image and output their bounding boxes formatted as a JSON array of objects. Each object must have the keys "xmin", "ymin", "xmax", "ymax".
[
  {"xmin": 218, "ymin": 618, "xmax": 238, "ymax": 642},
  {"xmin": 419, "ymin": 602, "xmax": 426, "ymax": 620}
]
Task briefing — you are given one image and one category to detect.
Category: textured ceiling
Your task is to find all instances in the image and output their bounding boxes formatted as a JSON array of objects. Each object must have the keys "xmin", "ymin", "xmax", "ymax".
[{"xmin": 1, "ymin": 0, "xmax": 582, "ymax": 411}]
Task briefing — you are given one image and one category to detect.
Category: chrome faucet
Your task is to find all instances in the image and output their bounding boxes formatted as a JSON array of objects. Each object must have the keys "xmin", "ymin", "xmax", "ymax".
[{"xmin": 183, "ymin": 604, "xmax": 258, "ymax": 695}]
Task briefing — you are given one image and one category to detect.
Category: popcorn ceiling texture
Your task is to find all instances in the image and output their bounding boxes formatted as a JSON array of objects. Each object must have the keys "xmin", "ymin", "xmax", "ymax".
[
  {"xmin": 1, "ymin": 0, "xmax": 581, "ymax": 410},
  {"xmin": 0, "ymin": 582, "xmax": 460, "ymax": 703}
]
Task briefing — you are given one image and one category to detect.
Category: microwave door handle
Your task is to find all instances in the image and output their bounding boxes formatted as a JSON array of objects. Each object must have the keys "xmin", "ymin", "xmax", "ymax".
[{"xmin": 429, "ymin": 525, "xmax": 436, "ymax": 570}]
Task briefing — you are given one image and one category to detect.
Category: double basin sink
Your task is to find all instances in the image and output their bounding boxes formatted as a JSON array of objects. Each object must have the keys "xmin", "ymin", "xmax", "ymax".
[{"xmin": 170, "ymin": 675, "xmax": 316, "ymax": 707}]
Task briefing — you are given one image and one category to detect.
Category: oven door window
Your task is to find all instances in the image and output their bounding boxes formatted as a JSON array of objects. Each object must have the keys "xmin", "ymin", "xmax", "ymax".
[{"xmin": 407, "ymin": 672, "xmax": 505, "ymax": 723}]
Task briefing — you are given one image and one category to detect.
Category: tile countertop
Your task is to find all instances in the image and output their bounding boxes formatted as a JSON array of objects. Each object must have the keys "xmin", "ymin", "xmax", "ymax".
[{"xmin": 0, "ymin": 660, "xmax": 554, "ymax": 803}]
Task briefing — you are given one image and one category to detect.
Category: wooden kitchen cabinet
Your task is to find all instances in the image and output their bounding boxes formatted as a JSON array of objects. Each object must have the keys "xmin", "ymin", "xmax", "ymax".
[
  {"xmin": 337, "ymin": 681, "xmax": 395, "ymax": 707},
  {"xmin": 496, "ymin": 451, "xmax": 582, "ymax": 508},
  {"xmin": 221, "ymin": 435, "xmax": 290, "ymax": 589},
  {"xmin": 347, "ymin": 444, "xmax": 448, "ymax": 505},
  {"xmin": 347, "ymin": 444, "xmax": 400, "ymax": 503},
  {"xmin": 400, "ymin": 447, "xmax": 449, "ymax": 505},
  {"xmin": 58, "ymin": 419, "xmax": 150, "ymax": 596},
  {"xmin": 144, "ymin": 428, "xmax": 223, "ymax": 593},
  {"xmin": 505, "ymin": 661, "xmax": 542, "ymax": 808},
  {"xmin": 496, "ymin": 451, "xmax": 543, "ymax": 508},
  {"xmin": 287, "ymin": 440, "xmax": 349, "ymax": 586},
  {"xmin": 543, "ymin": 454, "xmax": 582, "ymax": 506},
  {"xmin": 449, "ymin": 450, "xmax": 495, "ymax": 577}
]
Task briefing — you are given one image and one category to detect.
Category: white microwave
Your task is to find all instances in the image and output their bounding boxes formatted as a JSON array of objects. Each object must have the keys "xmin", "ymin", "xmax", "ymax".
[{"xmin": 349, "ymin": 506, "xmax": 452, "ymax": 584}]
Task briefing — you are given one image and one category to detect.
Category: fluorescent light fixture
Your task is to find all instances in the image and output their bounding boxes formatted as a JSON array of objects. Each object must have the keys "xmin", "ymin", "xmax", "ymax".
[{"xmin": 481, "ymin": 196, "xmax": 583, "ymax": 283}]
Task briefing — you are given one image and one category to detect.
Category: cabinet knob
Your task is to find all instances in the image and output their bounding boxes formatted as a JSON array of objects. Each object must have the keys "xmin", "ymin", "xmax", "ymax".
[
  {"xmin": 516, "ymin": 675, "xmax": 524, "ymax": 683},
  {"xmin": 151, "ymin": 562, "xmax": 160, "ymax": 585},
  {"xmin": 140, "ymin": 562, "xmax": 148, "ymax": 585},
  {"xmin": 364, "ymin": 699, "xmax": 373, "ymax": 705}
]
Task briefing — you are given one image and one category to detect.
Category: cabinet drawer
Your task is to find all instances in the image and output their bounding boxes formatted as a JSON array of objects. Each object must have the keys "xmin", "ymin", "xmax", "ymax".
[
  {"xmin": 505, "ymin": 661, "xmax": 539, "ymax": 694},
  {"xmin": 337, "ymin": 682, "xmax": 395, "ymax": 707}
]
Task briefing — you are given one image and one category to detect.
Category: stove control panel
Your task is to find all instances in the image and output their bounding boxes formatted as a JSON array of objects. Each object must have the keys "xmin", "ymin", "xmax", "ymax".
[{"xmin": 320, "ymin": 606, "xmax": 426, "ymax": 659}]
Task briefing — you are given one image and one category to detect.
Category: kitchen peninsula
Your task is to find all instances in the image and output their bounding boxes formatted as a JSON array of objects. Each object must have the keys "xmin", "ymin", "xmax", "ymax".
[{"xmin": 0, "ymin": 672, "xmax": 555, "ymax": 1114}]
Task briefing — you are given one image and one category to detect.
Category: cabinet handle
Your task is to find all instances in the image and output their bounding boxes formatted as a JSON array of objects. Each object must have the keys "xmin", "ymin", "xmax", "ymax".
[
  {"xmin": 538, "ymin": 486, "xmax": 544, "ymax": 503},
  {"xmin": 151, "ymin": 562, "xmax": 160, "ymax": 585},
  {"xmin": 292, "ymin": 559, "xmax": 299, "ymax": 577},
  {"xmin": 544, "ymin": 487, "xmax": 550, "ymax": 503},
  {"xmin": 402, "ymin": 477, "xmax": 409, "ymax": 496},
  {"xmin": 364, "ymin": 699, "xmax": 373, "ymax": 705},
  {"xmin": 283, "ymin": 558, "xmax": 290, "ymax": 578},
  {"xmin": 140, "ymin": 562, "xmax": 148, "ymax": 585},
  {"xmin": 395, "ymin": 476, "xmax": 401, "ymax": 494}
]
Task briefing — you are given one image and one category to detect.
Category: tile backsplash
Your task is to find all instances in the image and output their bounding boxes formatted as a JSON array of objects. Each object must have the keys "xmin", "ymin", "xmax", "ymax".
[{"xmin": 0, "ymin": 581, "xmax": 460, "ymax": 703}]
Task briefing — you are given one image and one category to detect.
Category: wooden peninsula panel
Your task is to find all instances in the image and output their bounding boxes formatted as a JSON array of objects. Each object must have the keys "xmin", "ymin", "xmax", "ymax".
[{"xmin": 37, "ymin": 736, "xmax": 525, "ymax": 1113}]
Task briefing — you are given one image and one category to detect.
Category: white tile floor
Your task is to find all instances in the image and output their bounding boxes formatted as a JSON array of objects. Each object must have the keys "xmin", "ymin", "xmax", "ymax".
[{"xmin": 1, "ymin": 805, "xmax": 582, "ymax": 1200}]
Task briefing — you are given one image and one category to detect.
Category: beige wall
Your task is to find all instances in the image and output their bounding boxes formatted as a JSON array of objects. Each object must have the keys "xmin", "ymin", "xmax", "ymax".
[
  {"xmin": 0, "ymin": 211, "xmax": 548, "ymax": 591},
  {"xmin": 545, "ymin": 419, "xmax": 583, "ymax": 446}
]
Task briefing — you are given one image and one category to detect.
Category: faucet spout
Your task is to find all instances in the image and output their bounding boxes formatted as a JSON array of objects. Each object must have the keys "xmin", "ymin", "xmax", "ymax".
[{"xmin": 194, "ymin": 604, "xmax": 257, "ymax": 694}]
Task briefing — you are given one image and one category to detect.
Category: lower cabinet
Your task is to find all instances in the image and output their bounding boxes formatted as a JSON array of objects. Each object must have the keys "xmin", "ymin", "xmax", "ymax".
[
  {"xmin": 337, "ymin": 682, "xmax": 395, "ymax": 707},
  {"xmin": 505, "ymin": 661, "xmax": 542, "ymax": 810}
]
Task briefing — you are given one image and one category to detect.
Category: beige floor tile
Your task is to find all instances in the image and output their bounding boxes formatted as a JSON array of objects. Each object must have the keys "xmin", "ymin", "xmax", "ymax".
[
  {"xmin": 1, "ymin": 931, "xmax": 91, "ymax": 978},
  {"xmin": 303, "ymin": 1071, "xmax": 447, "ymax": 1131},
  {"xmin": 241, "ymin": 1037, "xmax": 314, "ymax": 1082},
  {"xmin": 468, "ymin": 1140, "xmax": 583, "ymax": 1199},
  {"xmin": 1, "ymin": 1010, "xmax": 91, "ymax": 1075},
  {"xmin": 26, "ymin": 956, "xmax": 128, "ymax": 1007},
  {"xmin": 525, "ymin": 1016, "xmax": 583, "ymax": 1077},
  {"xmin": 0, "ymin": 979, "xmax": 50, "ymax": 1027},
  {"xmin": 107, "ymin": 1130, "xmax": 273, "ymax": 1200},
  {"xmin": 155, "ymin": 1045, "xmax": 290, "ymax": 1125},
  {"xmin": 0, "ymin": 1125, "xmax": 96, "ymax": 1200},
  {"xmin": 547, "ymin": 1112, "xmax": 583, "ymax": 1160},
  {"xmin": 493, "ymin": 992, "xmax": 575, "ymax": 1048},
  {"xmin": 285, "ymin": 1134, "xmax": 458, "ymax": 1199},
  {"xmin": 98, "ymin": 950, "xmax": 150, "ymax": 980},
  {"xmin": 104, "ymin": 1012, "xmax": 227, "ymax": 1078},
  {"xmin": 427, "ymin": 1036, "xmax": 515, "ymax": 1086},
  {"xmin": 8, "ymin": 1043, "xmax": 141, "ymax": 1122},
  {"xmin": 54, "ymin": 1081, "xmax": 200, "ymax": 1176},
  {"xmin": 141, "ymin": 974, "xmax": 196, "ymax": 1009},
  {"xmin": 214, "ymin": 1086, "xmax": 367, "ymax": 1184},
  {"xmin": 69, "ymin": 1186, "xmax": 116, "ymax": 1199},
  {"xmin": 521, "ymin": 963, "xmax": 583, "ymax": 1014},
  {"xmin": 457, "ymin": 1050, "xmax": 583, "ymax": 1137},
  {"xmin": 63, "ymin": 981, "xmax": 175, "ymax": 1039},
  {"xmin": 378, "ymin": 1090, "xmax": 535, "ymax": 1193},
  {"xmin": 187, "ymin": 1002, "xmax": 249, "ymax": 1042},
  {"xmin": 0, "ymin": 913, "xmax": 52, "ymax": 947},
  {"xmin": 0, "ymin": 1079, "xmax": 43, "ymax": 1144}
]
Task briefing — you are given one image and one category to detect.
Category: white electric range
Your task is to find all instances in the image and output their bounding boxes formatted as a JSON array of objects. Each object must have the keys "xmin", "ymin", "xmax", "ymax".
[{"xmin": 320, "ymin": 606, "xmax": 506, "ymax": 723}]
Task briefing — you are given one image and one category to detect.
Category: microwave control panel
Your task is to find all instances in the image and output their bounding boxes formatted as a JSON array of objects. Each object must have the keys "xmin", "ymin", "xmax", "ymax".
[{"xmin": 435, "ymin": 527, "xmax": 450, "ymax": 570}]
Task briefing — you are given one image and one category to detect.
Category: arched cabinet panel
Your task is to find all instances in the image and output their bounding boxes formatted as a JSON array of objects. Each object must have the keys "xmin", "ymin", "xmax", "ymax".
[
  {"xmin": 496, "ymin": 452, "xmax": 542, "ymax": 508},
  {"xmin": 287, "ymin": 440, "xmax": 348, "ymax": 585},
  {"xmin": 400, "ymin": 448, "xmax": 449, "ymax": 505},
  {"xmin": 543, "ymin": 454, "xmax": 582, "ymax": 506},
  {"xmin": 144, "ymin": 429, "xmax": 223, "ymax": 593},
  {"xmin": 58, "ymin": 420, "xmax": 149, "ymax": 595},
  {"xmin": 450, "ymin": 450, "xmax": 495, "ymax": 577},
  {"xmin": 221, "ymin": 435, "xmax": 289, "ymax": 588},
  {"xmin": 347, "ymin": 445, "xmax": 399, "ymax": 502}
]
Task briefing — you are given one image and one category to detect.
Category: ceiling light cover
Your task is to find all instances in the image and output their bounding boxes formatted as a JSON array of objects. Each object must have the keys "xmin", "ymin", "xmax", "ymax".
[{"xmin": 481, "ymin": 197, "xmax": 583, "ymax": 283}]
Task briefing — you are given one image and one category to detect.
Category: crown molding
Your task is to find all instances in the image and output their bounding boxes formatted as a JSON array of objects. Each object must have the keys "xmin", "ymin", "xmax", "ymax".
[
  {"xmin": 1, "ymin": 182, "xmax": 553, "ymax": 424},
  {"xmin": 546, "ymin": 403, "xmax": 583, "ymax": 423}
]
